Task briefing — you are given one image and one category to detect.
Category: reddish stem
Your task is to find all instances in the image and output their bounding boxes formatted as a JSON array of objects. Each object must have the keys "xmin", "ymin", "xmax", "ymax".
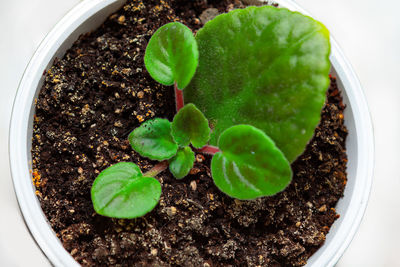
[
  {"xmin": 196, "ymin": 145, "xmax": 220, "ymax": 155},
  {"xmin": 143, "ymin": 160, "xmax": 169, "ymax": 177},
  {"xmin": 174, "ymin": 82, "xmax": 184, "ymax": 112}
]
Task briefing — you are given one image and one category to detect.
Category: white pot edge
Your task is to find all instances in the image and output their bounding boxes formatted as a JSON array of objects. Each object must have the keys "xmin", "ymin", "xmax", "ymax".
[
  {"xmin": 9, "ymin": 0, "xmax": 374, "ymax": 266},
  {"xmin": 9, "ymin": 1, "xmax": 126, "ymax": 266},
  {"xmin": 279, "ymin": 1, "xmax": 374, "ymax": 266}
]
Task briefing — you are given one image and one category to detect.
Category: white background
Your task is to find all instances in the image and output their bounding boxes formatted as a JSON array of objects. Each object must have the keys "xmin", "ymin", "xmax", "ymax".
[{"xmin": 0, "ymin": 0, "xmax": 399, "ymax": 266}]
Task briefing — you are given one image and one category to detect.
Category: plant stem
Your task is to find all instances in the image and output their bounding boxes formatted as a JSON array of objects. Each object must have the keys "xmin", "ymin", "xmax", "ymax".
[
  {"xmin": 143, "ymin": 160, "xmax": 169, "ymax": 177},
  {"xmin": 175, "ymin": 82, "xmax": 184, "ymax": 112},
  {"xmin": 196, "ymin": 145, "xmax": 220, "ymax": 155}
]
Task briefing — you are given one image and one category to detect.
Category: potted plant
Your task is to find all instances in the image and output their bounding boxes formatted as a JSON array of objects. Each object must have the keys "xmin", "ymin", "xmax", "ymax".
[{"xmin": 9, "ymin": 0, "xmax": 373, "ymax": 266}]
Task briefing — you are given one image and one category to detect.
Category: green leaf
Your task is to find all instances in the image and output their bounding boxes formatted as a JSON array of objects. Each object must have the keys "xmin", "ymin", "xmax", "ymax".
[
  {"xmin": 169, "ymin": 147, "xmax": 195, "ymax": 179},
  {"xmin": 171, "ymin": 103, "xmax": 211, "ymax": 148},
  {"xmin": 211, "ymin": 125, "xmax": 292, "ymax": 200},
  {"xmin": 185, "ymin": 6, "xmax": 331, "ymax": 162},
  {"xmin": 144, "ymin": 22, "xmax": 199, "ymax": 89},
  {"xmin": 129, "ymin": 118, "xmax": 178, "ymax": 160},
  {"xmin": 91, "ymin": 162, "xmax": 161, "ymax": 219}
]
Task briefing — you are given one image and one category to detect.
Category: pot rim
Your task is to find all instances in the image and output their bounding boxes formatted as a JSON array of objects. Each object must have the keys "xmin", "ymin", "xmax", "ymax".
[
  {"xmin": 9, "ymin": 0, "xmax": 374, "ymax": 266},
  {"xmin": 278, "ymin": 2, "xmax": 373, "ymax": 266}
]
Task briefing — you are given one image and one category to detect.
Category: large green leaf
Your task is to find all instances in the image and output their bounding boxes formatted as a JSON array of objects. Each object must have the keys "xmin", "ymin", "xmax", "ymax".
[
  {"xmin": 169, "ymin": 147, "xmax": 195, "ymax": 179},
  {"xmin": 144, "ymin": 22, "xmax": 199, "ymax": 89},
  {"xmin": 211, "ymin": 125, "xmax": 292, "ymax": 200},
  {"xmin": 129, "ymin": 118, "xmax": 178, "ymax": 160},
  {"xmin": 171, "ymin": 103, "xmax": 211, "ymax": 148},
  {"xmin": 185, "ymin": 6, "xmax": 331, "ymax": 162},
  {"xmin": 91, "ymin": 162, "xmax": 161, "ymax": 219}
]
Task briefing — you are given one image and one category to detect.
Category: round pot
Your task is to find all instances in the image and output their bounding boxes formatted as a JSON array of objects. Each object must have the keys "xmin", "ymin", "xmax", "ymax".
[{"xmin": 9, "ymin": 0, "xmax": 374, "ymax": 266}]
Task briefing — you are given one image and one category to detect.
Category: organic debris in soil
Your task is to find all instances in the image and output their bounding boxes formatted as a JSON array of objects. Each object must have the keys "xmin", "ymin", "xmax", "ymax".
[{"xmin": 31, "ymin": 0, "xmax": 348, "ymax": 266}]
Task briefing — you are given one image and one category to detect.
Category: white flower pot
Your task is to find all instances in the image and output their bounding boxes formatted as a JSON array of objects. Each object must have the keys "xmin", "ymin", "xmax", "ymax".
[{"xmin": 9, "ymin": 0, "xmax": 374, "ymax": 266}]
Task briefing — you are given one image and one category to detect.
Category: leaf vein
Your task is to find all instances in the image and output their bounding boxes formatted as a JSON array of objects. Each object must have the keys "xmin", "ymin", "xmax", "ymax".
[
  {"xmin": 222, "ymin": 157, "xmax": 233, "ymax": 190},
  {"xmin": 232, "ymin": 162, "xmax": 261, "ymax": 193}
]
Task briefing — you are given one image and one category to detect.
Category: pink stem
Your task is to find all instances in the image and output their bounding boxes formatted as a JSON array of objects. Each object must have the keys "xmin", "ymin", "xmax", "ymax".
[
  {"xmin": 174, "ymin": 82, "xmax": 184, "ymax": 112},
  {"xmin": 196, "ymin": 145, "xmax": 221, "ymax": 155},
  {"xmin": 143, "ymin": 160, "xmax": 169, "ymax": 177}
]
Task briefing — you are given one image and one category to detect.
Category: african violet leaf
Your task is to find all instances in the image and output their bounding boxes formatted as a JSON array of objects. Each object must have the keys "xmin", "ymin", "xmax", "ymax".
[
  {"xmin": 211, "ymin": 125, "xmax": 292, "ymax": 200},
  {"xmin": 91, "ymin": 162, "xmax": 161, "ymax": 219},
  {"xmin": 171, "ymin": 103, "xmax": 211, "ymax": 148},
  {"xmin": 185, "ymin": 6, "xmax": 331, "ymax": 162},
  {"xmin": 169, "ymin": 147, "xmax": 195, "ymax": 179},
  {"xmin": 144, "ymin": 22, "xmax": 199, "ymax": 89},
  {"xmin": 129, "ymin": 118, "xmax": 178, "ymax": 161}
]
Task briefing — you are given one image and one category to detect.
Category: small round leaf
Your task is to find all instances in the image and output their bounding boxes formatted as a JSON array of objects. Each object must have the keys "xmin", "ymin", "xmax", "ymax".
[
  {"xmin": 211, "ymin": 125, "xmax": 292, "ymax": 200},
  {"xmin": 169, "ymin": 147, "xmax": 195, "ymax": 179},
  {"xmin": 171, "ymin": 103, "xmax": 211, "ymax": 148},
  {"xmin": 91, "ymin": 162, "xmax": 161, "ymax": 219},
  {"xmin": 129, "ymin": 118, "xmax": 178, "ymax": 161},
  {"xmin": 144, "ymin": 22, "xmax": 199, "ymax": 89}
]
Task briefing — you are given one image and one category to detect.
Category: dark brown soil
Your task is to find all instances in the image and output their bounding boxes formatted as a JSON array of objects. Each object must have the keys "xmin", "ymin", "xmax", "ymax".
[{"xmin": 31, "ymin": 0, "xmax": 348, "ymax": 266}]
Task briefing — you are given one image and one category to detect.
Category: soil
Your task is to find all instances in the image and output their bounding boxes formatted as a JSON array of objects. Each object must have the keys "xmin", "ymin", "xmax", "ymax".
[{"xmin": 31, "ymin": 0, "xmax": 348, "ymax": 266}]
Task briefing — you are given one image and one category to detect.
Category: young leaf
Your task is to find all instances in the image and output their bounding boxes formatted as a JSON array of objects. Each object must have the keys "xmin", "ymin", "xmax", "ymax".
[
  {"xmin": 91, "ymin": 162, "xmax": 161, "ymax": 219},
  {"xmin": 185, "ymin": 6, "xmax": 331, "ymax": 162},
  {"xmin": 211, "ymin": 125, "xmax": 292, "ymax": 200},
  {"xmin": 129, "ymin": 118, "xmax": 178, "ymax": 161},
  {"xmin": 171, "ymin": 103, "xmax": 211, "ymax": 148},
  {"xmin": 144, "ymin": 22, "xmax": 199, "ymax": 89},
  {"xmin": 169, "ymin": 147, "xmax": 195, "ymax": 179}
]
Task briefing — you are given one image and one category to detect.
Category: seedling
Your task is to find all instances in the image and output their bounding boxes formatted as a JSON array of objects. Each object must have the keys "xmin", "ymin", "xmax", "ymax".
[{"xmin": 91, "ymin": 6, "xmax": 330, "ymax": 219}]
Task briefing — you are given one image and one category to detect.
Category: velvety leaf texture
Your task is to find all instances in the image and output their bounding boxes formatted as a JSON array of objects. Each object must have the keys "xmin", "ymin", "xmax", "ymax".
[
  {"xmin": 144, "ymin": 22, "xmax": 199, "ymax": 89},
  {"xmin": 185, "ymin": 6, "xmax": 331, "ymax": 162},
  {"xmin": 129, "ymin": 118, "xmax": 178, "ymax": 160},
  {"xmin": 169, "ymin": 147, "xmax": 195, "ymax": 179},
  {"xmin": 91, "ymin": 162, "xmax": 161, "ymax": 219},
  {"xmin": 211, "ymin": 125, "xmax": 292, "ymax": 200},
  {"xmin": 171, "ymin": 103, "xmax": 211, "ymax": 148}
]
